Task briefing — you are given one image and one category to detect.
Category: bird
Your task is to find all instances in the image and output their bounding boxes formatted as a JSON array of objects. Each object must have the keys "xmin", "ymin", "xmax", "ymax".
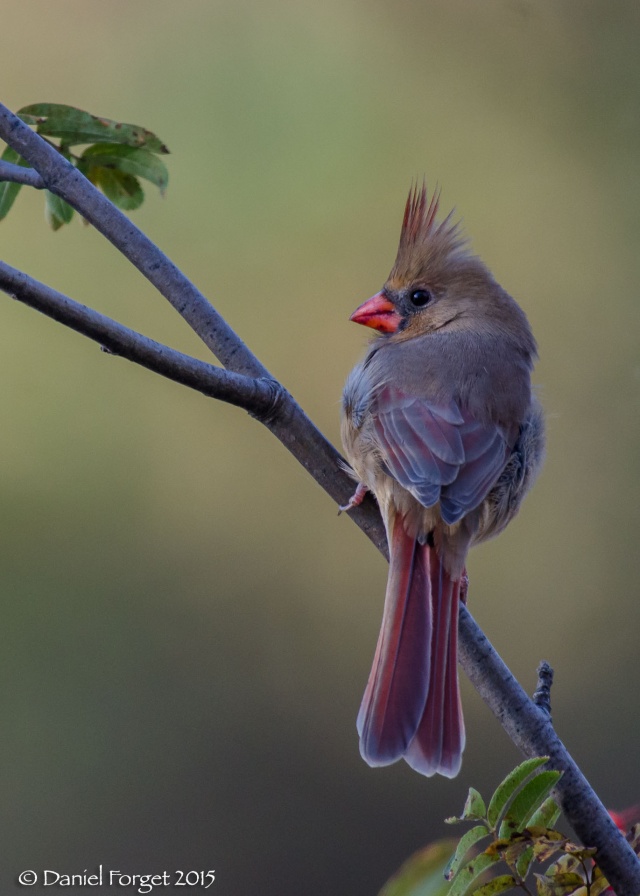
[{"xmin": 341, "ymin": 183, "xmax": 544, "ymax": 778}]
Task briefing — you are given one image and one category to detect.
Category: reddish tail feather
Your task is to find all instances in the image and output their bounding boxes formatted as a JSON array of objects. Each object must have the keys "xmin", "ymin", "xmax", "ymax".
[{"xmin": 357, "ymin": 515, "xmax": 465, "ymax": 777}]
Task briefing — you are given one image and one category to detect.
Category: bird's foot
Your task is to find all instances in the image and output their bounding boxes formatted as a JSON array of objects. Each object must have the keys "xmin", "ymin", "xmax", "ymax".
[
  {"xmin": 338, "ymin": 482, "xmax": 368, "ymax": 514},
  {"xmin": 460, "ymin": 569, "xmax": 469, "ymax": 605}
]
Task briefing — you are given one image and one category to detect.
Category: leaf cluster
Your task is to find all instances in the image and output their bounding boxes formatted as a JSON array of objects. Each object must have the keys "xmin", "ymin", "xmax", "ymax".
[
  {"xmin": 443, "ymin": 759, "xmax": 640, "ymax": 896},
  {"xmin": 376, "ymin": 759, "xmax": 640, "ymax": 896},
  {"xmin": 0, "ymin": 103, "xmax": 169, "ymax": 228}
]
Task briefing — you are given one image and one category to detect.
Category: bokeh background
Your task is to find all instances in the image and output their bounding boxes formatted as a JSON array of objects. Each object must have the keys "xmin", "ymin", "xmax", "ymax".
[{"xmin": 1, "ymin": 2, "xmax": 639, "ymax": 894}]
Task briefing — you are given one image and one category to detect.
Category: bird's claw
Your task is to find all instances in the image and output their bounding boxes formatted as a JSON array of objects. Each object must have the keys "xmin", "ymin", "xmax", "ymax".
[
  {"xmin": 460, "ymin": 570, "xmax": 469, "ymax": 605},
  {"xmin": 338, "ymin": 482, "xmax": 368, "ymax": 515}
]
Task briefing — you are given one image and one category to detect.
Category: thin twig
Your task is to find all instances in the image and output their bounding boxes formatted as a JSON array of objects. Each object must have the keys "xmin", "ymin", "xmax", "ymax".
[
  {"xmin": 0, "ymin": 260, "xmax": 279, "ymax": 415},
  {"xmin": 458, "ymin": 613, "xmax": 639, "ymax": 892},
  {"xmin": 533, "ymin": 661, "xmax": 554, "ymax": 717},
  {"xmin": 0, "ymin": 160, "xmax": 45, "ymax": 188}
]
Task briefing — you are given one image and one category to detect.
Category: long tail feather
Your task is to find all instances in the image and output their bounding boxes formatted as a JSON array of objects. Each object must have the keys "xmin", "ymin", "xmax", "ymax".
[
  {"xmin": 357, "ymin": 514, "xmax": 432, "ymax": 765},
  {"xmin": 358, "ymin": 515, "xmax": 465, "ymax": 777},
  {"xmin": 405, "ymin": 558, "xmax": 465, "ymax": 778}
]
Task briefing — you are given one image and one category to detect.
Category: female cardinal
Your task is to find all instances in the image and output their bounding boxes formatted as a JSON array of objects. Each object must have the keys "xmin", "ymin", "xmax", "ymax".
[{"xmin": 341, "ymin": 185, "xmax": 544, "ymax": 778}]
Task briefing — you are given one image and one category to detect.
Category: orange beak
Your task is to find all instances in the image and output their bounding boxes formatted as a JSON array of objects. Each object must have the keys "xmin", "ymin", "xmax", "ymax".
[{"xmin": 349, "ymin": 292, "xmax": 401, "ymax": 333}]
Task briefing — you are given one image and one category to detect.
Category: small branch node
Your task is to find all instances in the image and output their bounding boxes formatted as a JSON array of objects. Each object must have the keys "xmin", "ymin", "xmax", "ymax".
[
  {"xmin": 533, "ymin": 660, "xmax": 554, "ymax": 717},
  {"xmin": 250, "ymin": 377, "xmax": 287, "ymax": 425}
]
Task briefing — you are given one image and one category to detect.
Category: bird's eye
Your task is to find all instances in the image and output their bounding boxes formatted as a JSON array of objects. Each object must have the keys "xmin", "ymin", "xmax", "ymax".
[{"xmin": 409, "ymin": 288, "xmax": 431, "ymax": 307}]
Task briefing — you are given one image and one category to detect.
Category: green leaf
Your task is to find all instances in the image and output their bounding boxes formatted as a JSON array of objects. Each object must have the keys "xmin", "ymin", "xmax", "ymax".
[
  {"xmin": 562, "ymin": 843, "xmax": 596, "ymax": 861},
  {"xmin": 514, "ymin": 845, "xmax": 534, "ymax": 881},
  {"xmin": 547, "ymin": 873, "xmax": 584, "ymax": 888},
  {"xmin": 445, "ymin": 825, "xmax": 490, "ymax": 881},
  {"xmin": 448, "ymin": 853, "xmax": 502, "ymax": 896},
  {"xmin": 487, "ymin": 758, "xmax": 550, "ymax": 829},
  {"xmin": 78, "ymin": 144, "xmax": 168, "ymax": 193},
  {"xmin": 502, "ymin": 835, "xmax": 532, "ymax": 869},
  {"xmin": 463, "ymin": 789, "xmax": 487, "ymax": 821},
  {"xmin": 18, "ymin": 103, "xmax": 169, "ymax": 153},
  {"xmin": 628, "ymin": 822, "xmax": 640, "ymax": 853},
  {"xmin": 588, "ymin": 876, "xmax": 611, "ymax": 896},
  {"xmin": 546, "ymin": 855, "xmax": 582, "ymax": 878},
  {"xmin": 378, "ymin": 839, "xmax": 456, "ymax": 896},
  {"xmin": 530, "ymin": 832, "xmax": 566, "ymax": 864},
  {"xmin": 0, "ymin": 145, "xmax": 29, "ymax": 220},
  {"xmin": 542, "ymin": 872, "xmax": 586, "ymax": 895},
  {"xmin": 498, "ymin": 771, "xmax": 561, "ymax": 838},
  {"xmin": 93, "ymin": 168, "xmax": 144, "ymax": 210},
  {"xmin": 535, "ymin": 875, "xmax": 556, "ymax": 896},
  {"xmin": 484, "ymin": 838, "xmax": 512, "ymax": 857},
  {"xmin": 44, "ymin": 190, "xmax": 74, "ymax": 230},
  {"xmin": 528, "ymin": 797, "xmax": 562, "ymax": 831},
  {"xmin": 471, "ymin": 874, "xmax": 517, "ymax": 896},
  {"xmin": 535, "ymin": 874, "xmax": 586, "ymax": 896}
]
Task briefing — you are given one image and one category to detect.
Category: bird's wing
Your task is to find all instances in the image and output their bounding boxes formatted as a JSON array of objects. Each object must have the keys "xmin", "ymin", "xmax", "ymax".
[{"xmin": 373, "ymin": 384, "xmax": 510, "ymax": 524}]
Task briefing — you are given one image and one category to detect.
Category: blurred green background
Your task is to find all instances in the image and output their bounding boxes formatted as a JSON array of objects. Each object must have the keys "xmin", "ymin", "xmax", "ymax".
[{"xmin": 2, "ymin": 1, "xmax": 639, "ymax": 894}]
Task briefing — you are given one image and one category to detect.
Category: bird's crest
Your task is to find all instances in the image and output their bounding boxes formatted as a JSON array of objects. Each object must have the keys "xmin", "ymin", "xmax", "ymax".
[{"xmin": 389, "ymin": 182, "xmax": 469, "ymax": 285}]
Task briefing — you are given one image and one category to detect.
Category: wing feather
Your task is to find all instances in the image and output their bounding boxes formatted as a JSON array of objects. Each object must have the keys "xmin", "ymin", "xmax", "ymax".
[{"xmin": 373, "ymin": 385, "xmax": 510, "ymax": 523}]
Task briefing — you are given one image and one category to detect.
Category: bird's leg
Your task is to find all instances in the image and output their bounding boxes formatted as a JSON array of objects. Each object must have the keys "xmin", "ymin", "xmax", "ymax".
[
  {"xmin": 338, "ymin": 482, "xmax": 369, "ymax": 514},
  {"xmin": 459, "ymin": 569, "xmax": 469, "ymax": 605}
]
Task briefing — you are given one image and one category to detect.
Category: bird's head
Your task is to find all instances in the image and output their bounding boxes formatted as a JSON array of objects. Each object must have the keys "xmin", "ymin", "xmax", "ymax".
[{"xmin": 350, "ymin": 183, "xmax": 516, "ymax": 341}]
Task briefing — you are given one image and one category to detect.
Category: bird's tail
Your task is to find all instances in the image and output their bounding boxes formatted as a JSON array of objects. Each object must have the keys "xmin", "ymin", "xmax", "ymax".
[{"xmin": 357, "ymin": 514, "xmax": 465, "ymax": 778}]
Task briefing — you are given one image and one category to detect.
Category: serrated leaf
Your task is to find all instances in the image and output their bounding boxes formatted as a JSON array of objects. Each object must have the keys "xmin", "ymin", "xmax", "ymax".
[
  {"xmin": 515, "ymin": 845, "xmax": 534, "ymax": 880},
  {"xmin": 562, "ymin": 844, "xmax": 596, "ymax": 861},
  {"xmin": 549, "ymin": 873, "xmax": 586, "ymax": 888},
  {"xmin": 378, "ymin": 839, "xmax": 456, "ymax": 896},
  {"xmin": 535, "ymin": 873, "xmax": 586, "ymax": 896},
  {"xmin": 524, "ymin": 826, "xmax": 555, "ymax": 839},
  {"xmin": 484, "ymin": 838, "xmax": 512, "ymax": 857},
  {"xmin": 588, "ymin": 876, "xmax": 611, "ymax": 896},
  {"xmin": 93, "ymin": 168, "xmax": 144, "ymax": 210},
  {"xmin": 44, "ymin": 190, "xmax": 74, "ymax": 230},
  {"xmin": 533, "ymin": 845, "xmax": 563, "ymax": 864},
  {"xmin": 546, "ymin": 855, "xmax": 581, "ymax": 878},
  {"xmin": 463, "ymin": 789, "xmax": 487, "ymax": 821},
  {"xmin": 445, "ymin": 825, "xmax": 490, "ymax": 881},
  {"xmin": 18, "ymin": 103, "xmax": 169, "ymax": 153},
  {"xmin": 471, "ymin": 874, "xmax": 517, "ymax": 896},
  {"xmin": 532, "ymin": 835, "xmax": 566, "ymax": 864},
  {"xmin": 498, "ymin": 772, "xmax": 561, "ymax": 838},
  {"xmin": 0, "ymin": 145, "xmax": 23, "ymax": 163},
  {"xmin": 448, "ymin": 852, "xmax": 501, "ymax": 896},
  {"xmin": 0, "ymin": 178, "xmax": 22, "ymax": 220},
  {"xmin": 0, "ymin": 145, "xmax": 30, "ymax": 220},
  {"xmin": 502, "ymin": 836, "xmax": 532, "ymax": 869},
  {"xmin": 536, "ymin": 875, "xmax": 556, "ymax": 896},
  {"xmin": 487, "ymin": 759, "xmax": 550, "ymax": 829},
  {"xmin": 78, "ymin": 144, "xmax": 168, "ymax": 193},
  {"xmin": 528, "ymin": 797, "xmax": 562, "ymax": 830}
]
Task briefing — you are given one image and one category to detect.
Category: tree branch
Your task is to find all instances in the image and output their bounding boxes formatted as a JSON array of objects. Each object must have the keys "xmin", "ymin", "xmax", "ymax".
[
  {"xmin": 0, "ymin": 260, "xmax": 280, "ymax": 415},
  {"xmin": 0, "ymin": 101, "xmax": 267, "ymax": 378},
  {"xmin": 533, "ymin": 661, "xmax": 554, "ymax": 716},
  {"xmin": 0, "ymin": 102, "xmax": 386, "ymax": 554},
  {"xmin": 1, "ymin": 102, "xmax": 638, "ymax": 895},
  {"xmin": 0, "ymin": 160, "xmax": 44, "ymax": 188}
]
